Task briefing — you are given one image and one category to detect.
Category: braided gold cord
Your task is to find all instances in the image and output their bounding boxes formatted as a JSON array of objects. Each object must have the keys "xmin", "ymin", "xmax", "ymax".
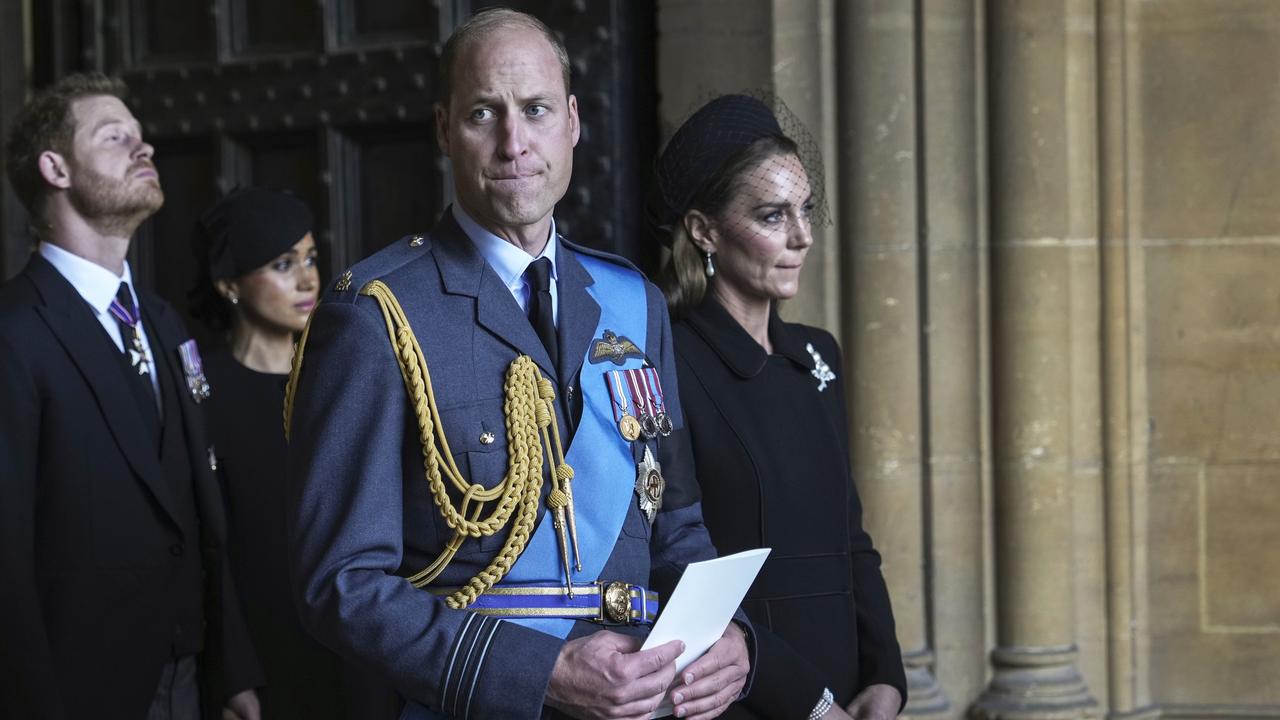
[
  {"xmin": 283, "ymin": 305, "xmax": 318, "ymax": 441},
  {"xmin": 283, "ymin": 280, "xmax": 572, "ymax": 610}
]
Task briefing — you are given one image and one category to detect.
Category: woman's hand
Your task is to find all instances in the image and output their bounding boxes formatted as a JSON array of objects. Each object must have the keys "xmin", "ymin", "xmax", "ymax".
[
  {"xmin": 845, "ymin": 683, "xmax": 902, "ymax": 720},
  {"xmin": 821, "ymin": 704, "xmax": 856, "ymax": 720}
]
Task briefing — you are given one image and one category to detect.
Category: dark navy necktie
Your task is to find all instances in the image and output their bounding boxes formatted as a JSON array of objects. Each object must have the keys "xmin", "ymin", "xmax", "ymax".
[{"xmin": 524, "ymin": 257, "xmax": 558, "ymax": 368}]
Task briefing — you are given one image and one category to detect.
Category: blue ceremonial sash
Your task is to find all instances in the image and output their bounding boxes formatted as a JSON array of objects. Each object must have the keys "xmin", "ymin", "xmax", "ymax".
[
  {"xmin": 401, "ymin": 259, "xmax": 649, "ymax": 720},
  {"xmin": 496, "ymin": 253, "xmax": 648, "ymax": 638}
]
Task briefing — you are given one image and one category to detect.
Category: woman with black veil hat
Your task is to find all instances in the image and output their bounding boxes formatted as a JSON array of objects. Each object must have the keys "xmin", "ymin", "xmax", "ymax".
[
  {"xmin": 189, "ymin": 187, "xmax": 344, "ymax": 718},
  {"xmin": 652, "ymin": 95, "xmax": 908, "ymax": 720}
]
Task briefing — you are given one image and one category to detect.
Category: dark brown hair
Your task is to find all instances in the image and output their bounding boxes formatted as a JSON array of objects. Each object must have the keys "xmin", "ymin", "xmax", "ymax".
[{"xmin": 3, "ymin": 72, "xmax": 128, "ymax": 221}]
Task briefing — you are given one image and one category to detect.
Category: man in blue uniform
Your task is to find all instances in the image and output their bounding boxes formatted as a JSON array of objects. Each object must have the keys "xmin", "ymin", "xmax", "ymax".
[{"xmin": 285, "ymin": 9, "xmax": 751, "ymax": 719}]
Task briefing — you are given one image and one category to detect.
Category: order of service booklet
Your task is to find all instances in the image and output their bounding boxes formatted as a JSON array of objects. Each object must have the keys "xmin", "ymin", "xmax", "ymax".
[{"xmin": 642, "ymin": 547, "xmax": 772, "ymax": 718}]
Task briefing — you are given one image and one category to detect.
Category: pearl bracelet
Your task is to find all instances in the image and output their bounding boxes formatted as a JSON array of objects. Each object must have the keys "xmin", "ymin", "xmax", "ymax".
[{"xmin": 808, "ymin": 687, "xmax": 834, "ymax": 720}]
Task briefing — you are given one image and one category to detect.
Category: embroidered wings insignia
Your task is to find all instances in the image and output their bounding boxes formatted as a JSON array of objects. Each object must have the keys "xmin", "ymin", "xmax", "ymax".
[{"xmin": 589, "ymin": 330, "xmax": 644, "ymax": 365}]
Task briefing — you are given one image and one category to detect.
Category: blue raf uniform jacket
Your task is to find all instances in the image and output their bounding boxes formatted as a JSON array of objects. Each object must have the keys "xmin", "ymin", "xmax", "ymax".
[{"xmin": 286, "ymin": 209, "xmax": 746, "ymax": 719}]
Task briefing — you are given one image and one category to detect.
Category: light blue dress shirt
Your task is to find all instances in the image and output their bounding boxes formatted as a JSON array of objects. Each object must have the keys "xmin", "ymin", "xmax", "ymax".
[{"xmin": 451, "ymin": 204, "xmax": 560, "ymax": 326}]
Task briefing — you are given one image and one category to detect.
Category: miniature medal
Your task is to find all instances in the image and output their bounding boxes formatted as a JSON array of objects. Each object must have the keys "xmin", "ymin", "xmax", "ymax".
[
  {"xmin": 608, "ymin": 370, "xmax": 642, "ymax": 442},
  {"xmin": 634, "ymin": 445, "xmax": 665, "ymax": 523},
  {"xmin": 620, "ymin": 414, "xmax": 642, "ymax": 442},
  {"xmin": 179, "ymin": 339, "xmax": 212, "ymax": 403},
  {"xmin": 108, "ymin": 295, "xmax": 150, "ymax": 376},
  {"xmin": 625, "ymin": 368, "xmax": 658, "ymax": 440},
  {"xmin": 642, "ymin": 368, "xmax": 673, "ymax": 437}
]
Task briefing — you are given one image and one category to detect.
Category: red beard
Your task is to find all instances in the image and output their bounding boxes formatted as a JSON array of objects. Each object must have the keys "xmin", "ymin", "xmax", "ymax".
[{"xmin": 68, "ymin": 160, "xmax": 165, "ymax": 236}]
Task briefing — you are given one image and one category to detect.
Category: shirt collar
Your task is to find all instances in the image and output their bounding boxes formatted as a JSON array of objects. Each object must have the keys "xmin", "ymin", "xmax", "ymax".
[
  {"xmin": 451, "ymin": 203, "xmax": 559, "ymax": 292},
  {"xmin": 683, "ymin": 296, "xmax": 814, "ymax": 379},
  {"xmin": 38, "ymin": 241, "xmax": 136, "ymax": 316}
]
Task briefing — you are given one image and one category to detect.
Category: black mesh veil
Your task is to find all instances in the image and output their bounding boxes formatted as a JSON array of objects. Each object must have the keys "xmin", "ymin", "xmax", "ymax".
[{"xmin": 648, "ymin": 91, "xmax": 829, "ymax": 240}]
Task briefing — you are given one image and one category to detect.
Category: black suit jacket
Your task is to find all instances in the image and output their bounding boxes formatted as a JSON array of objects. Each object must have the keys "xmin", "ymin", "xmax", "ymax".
[{"xmin": 0, "ymin": 253, "xmax": 261, "ymax": 718}]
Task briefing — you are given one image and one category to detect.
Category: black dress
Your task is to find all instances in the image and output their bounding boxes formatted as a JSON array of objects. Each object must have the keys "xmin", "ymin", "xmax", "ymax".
[
  {"xmin": 672, "ymin": 298, "xmax": 908, "ymax": 719},
  {"xmin": 203, "ymin": 349, "xmax": 345, "ymax": 718}
]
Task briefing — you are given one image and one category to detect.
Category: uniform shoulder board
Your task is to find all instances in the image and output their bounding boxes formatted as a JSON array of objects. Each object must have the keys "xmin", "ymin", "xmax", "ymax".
[
  {"xmin": 559, "ymin": 235, "xmax": 641, "ymax": 274},
  {"xmin": 326, "ymin": 232, "xmax": 432, "ymax": 303}
]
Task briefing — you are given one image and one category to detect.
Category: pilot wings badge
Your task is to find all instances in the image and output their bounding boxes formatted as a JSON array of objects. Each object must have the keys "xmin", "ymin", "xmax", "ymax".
[{"xmin": 589, "ymin": 330, "xmax": 644, "ymax": 365}]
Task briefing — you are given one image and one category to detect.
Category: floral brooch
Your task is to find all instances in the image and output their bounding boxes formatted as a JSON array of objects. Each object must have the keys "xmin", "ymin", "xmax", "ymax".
[{"xmin": 805, "ymin": 342, "xmax": 835, "ymax": 392}]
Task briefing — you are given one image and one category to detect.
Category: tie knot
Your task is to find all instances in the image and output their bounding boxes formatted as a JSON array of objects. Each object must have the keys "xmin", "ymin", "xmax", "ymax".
[
  {"xmin": 525, "ymin": 257, "xmax": 553, "ymax": 293},
  {"xmin": 115, "ymin": 282, "xmax": 137, "ymax": 315}
]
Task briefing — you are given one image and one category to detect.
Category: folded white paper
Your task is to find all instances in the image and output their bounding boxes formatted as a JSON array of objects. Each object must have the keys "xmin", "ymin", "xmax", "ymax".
[{"xmin": 642, "ymin": 547, "xmax": 771, "ymax": 718}]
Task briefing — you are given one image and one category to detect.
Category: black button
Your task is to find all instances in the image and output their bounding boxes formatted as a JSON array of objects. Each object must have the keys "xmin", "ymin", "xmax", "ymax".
[{"xmin": 169, "ymin": 543, "xmax": 184, "ymax": 557}]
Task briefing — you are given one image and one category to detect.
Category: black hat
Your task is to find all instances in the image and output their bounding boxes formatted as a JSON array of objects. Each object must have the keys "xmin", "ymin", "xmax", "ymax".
[
  {"xmin": 652, "ymin": 94, "xmax": 785, "ymax": 234},
  {"xmin": 199, "ymin": 187, "xmax": 313, "ymax": 280}
]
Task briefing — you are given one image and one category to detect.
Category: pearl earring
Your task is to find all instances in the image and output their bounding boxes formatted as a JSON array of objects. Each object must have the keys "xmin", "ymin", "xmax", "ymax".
[
  {"xmin": 702, "ymin": 251, "xmax": 716, "ymax": 278},
  {"xmin": 229, "ymin": 294, "xmax": 239, "ymax": 305}
]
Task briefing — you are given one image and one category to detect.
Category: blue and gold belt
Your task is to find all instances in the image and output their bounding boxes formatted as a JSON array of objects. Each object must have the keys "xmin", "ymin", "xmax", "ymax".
[{"xmin": 430, "ymin": 581, "xmax": 660, "ymax": 625}]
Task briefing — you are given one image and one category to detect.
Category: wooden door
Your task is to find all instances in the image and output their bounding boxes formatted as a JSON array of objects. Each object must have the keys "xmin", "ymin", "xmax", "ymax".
[{"xmin": 19, "ymin": 0, "xmax": 656, "ymax": 332}]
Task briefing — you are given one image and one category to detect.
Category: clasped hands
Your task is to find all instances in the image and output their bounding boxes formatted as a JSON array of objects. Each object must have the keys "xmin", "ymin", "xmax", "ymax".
[{"xmin": 546, "ymin": 624, "xmax": 749, "ymax": 720}]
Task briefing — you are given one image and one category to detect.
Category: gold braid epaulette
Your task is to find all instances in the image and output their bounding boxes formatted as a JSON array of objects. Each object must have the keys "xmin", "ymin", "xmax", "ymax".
[{"xmin": 283, "ymin": 280, "xmax": 576, "ymax": 609}]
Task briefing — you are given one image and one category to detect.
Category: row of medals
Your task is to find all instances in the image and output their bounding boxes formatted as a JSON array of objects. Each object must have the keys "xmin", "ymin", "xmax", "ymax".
[
  {"xmin": 618, "ymin": 409, "xmax": 673, "ymax": 442},
  {"xmin": 612, "ymin": 370, "xmax": 670, "ymax": 529}
]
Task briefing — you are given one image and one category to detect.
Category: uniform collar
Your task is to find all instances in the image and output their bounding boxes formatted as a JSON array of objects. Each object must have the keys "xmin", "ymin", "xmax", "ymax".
[
  {"xmin": 38, "ymin": 240, "xmax": 138, "ymax": 317},
  {"xmin": 451, "ymin": 203, "xmax": 559, "ymax": 294},
  {"xmin": 683, "ymin": 296, "xmax": 814, "ymax": 379}
]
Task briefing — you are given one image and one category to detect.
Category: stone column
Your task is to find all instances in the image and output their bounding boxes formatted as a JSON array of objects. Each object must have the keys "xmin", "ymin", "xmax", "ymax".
[
  {"xmin": 837, "ymin": 2, "xmax": 947, "ymax": 715},
  {"xmin": 770, "ymin": 0, "xmax": 842, "ymax": 336},
  {"xmin": 972, "ymin": 1, "xmax": 1100, "ymax": 717},
  {"xmin": 1097, "ymin": 0, "xmax": 1146, "ymax": 713},
  {"xmin": 919, "ymin": 0, "xmax": 989, "ymax": 711}
]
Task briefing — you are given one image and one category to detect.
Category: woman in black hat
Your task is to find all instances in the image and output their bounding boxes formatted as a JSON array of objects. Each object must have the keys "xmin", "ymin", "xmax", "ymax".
[
  {"xmin": 653, "ymin": 95, "xmax": 907, "ymax": 720},
  {"xmin": 190, "ymin": 187, "xmax": 343, "ymax": 718}
]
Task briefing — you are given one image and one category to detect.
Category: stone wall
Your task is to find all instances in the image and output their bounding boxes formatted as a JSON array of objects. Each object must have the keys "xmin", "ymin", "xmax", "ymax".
[{"xmin": 657, "ymin": 1, "xmax": 1280, "ymax": 716}]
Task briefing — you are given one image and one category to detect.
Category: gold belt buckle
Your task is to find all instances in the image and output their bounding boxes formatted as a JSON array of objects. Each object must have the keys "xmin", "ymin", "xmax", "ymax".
[{"xmin": 600, "ymin": 581, "xmax": 632, "ymax": 624}]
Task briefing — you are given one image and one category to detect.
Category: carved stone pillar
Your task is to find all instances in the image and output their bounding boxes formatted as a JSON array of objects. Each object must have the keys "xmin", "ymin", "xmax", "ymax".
[
  {"xmin": 920, "ymin": 0, "xmax": 990, "ymax": 711},
  {"xmin": 972, "ymin": 1, "xmax": 1100, "ymax": 717},
  {"xmin": 837, "ymin": 2, "xmax": 947, "ymax": 715}
]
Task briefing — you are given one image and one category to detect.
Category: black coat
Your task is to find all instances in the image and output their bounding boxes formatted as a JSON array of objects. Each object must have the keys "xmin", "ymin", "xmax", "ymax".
[
  {"xmin": 0, "ymin": 254, "xmax": 262, "ymax": 718},
  {"xmin": 202, "ymin": 350, "xmax": 345, "ymax": 718},
  {"xmin": 673, "ymin": 298, "xmax": 907, "ymax": 719}
]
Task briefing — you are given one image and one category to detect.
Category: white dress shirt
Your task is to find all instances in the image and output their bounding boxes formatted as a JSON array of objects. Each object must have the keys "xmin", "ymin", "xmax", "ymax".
[{"xmin": 39, "ymin": 241, "xmax": 160, "ymax": 398}]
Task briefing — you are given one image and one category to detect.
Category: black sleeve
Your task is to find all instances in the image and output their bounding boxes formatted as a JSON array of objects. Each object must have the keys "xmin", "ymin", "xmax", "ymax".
[
  {"xmin": 0, "ymin": 328, "xmax": 65, "ymax": 717},
  {"xmin": 819, "ymin": 332, "xmax": 908, "ymax": 706},
  {"xmin": 739, "ymin": 626, "xmax": 830, "ymax": 718},
  {"xmin": 646, "ymin": 284, "xmax": 758, "ymax": 698}
]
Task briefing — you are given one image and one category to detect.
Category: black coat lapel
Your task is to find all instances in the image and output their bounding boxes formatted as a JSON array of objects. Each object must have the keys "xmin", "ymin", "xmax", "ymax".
[
  {"xmin": 140, "ymin": 292, "xmax": 195, "ymax": 457},
  {"xmin": 433, "ymin": 211, "xmax": 558, "ymax": 378},
  {"xmin": 25, "ymin": 256, "xmax": 180, "ymax": 524}
]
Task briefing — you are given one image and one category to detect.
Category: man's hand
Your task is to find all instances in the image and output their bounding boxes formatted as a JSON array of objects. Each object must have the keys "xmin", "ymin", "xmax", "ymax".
[
  {"xmin": 222, "ymin": 688, "xmax": 260, "ymax": 720},
  {"xmin": 845, "ymin": 683, "xmax": 901, "ymax": 720},
  {"xmin": 545, "ymin": 630, "xmax": 684, "ymax": 720},
  {"xmin": 666, "ymin": 623, "xmax": 749, "ymax": 719}
]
